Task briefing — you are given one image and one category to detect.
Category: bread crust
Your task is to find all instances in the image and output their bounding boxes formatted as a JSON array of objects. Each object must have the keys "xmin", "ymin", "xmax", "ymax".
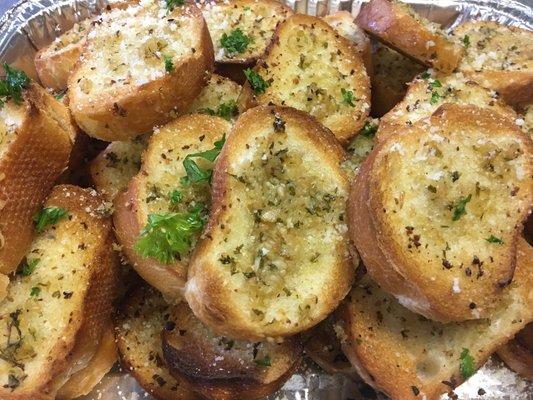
[
  {"xmin": 496, "ymin": 323, "xmax": 533, "ymax": 380},
  {"xmin": 186, "ymin": 106, "xmax": 354, "ymax": 340},
  {"xmin": 68, "ymin": 3, "xmax": 214, "ymax": 141},
  {"xmin": 0, "ymin": 83, "xmax": 73, "ymax": 277},
  {"xmin": 162, "ymin": 302, "xmax": 302, "ymax": 400},
  {"xmin": 355, "ymin": 0, "xmax": 463, "ymax": 73},
  {"xmin": 349, "ymin": 104, "xmax": 532, "ymax": 322}
]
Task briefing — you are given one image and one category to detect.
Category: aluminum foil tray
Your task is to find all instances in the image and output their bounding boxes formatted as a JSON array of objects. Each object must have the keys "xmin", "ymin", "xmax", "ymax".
[{"xmin": 0, "ymin": 0, "xmax": 531, "ymax": 399}]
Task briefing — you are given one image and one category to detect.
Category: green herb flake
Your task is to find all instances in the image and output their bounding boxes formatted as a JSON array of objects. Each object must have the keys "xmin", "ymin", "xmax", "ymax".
[
  {"xmin": 30, "ymin": 286, "xmax": 41, "ymax": 297},
  {"xmin": 462, "ymin": 35, "xmax": 470, "ymax": 48},
  {"xmin": 164, "ymin": 55, "xmax": 174, "ymax": 73},
  {"xmin": 485, "ymin": 235, "xmax": 504, "ymax": 244},
  {"xmin": 361, "ymin": 121, "xmax": 378, "ymax": 138},
  {"xmin": 181, "ymin": 135, "xmax": 226, "ymax": 185},
  {"xmin": 429, "ymin": 79, "xmax": 442, "ymax": 89},
  {"xmin": 200, "ymin": 100, "xmax": 237, "ymax": 121},
  {"xmin": 169, "ymin": 189, "xmax": 183, "ymax": 205},
  {"xmin": 459, "ymin": 348, "xmax": 475, "ymax": 379},
  {"xmin": 244, "ymin": 68, "xmax": 270, "ymax": 95},
  {"xmin": 54, "ymin": 91, "xmax": 65, "ymax": 101},
  {"xmin": 254, "ymin": 355, "xmax": 271, "ymax": 367},
  {"xmin": 0, "ymin": 63, "xmax": 30, "ymax": 107},
  {"xmin": 430, "ymin": 91, "xmax": 441, "ymax": 105},
  {"xmin": 33, "ymin": 206, "xmax": 69, "ymax": 233},
  {"xmin": 220, "ymin": 28, "xmax": 250, "ymax": 55},
  {"xmin": 134, "ymin": 204, "xmax": 206, "ymax": 264},
  {"xmin": 165, "ymin": 0, "xmax": 184, "ymax": 11},
  {"xmin": 341, "ymin": 88, "xmax": 356, "ymax": 107},
  {"xmin": 22, "ymin": 258, "xmax": 40, "ymax": 276},
  {"xmin": 451, "ymin": 194, "xmax": 472, "ymax": 221},
  {"xmin": 421, "ymin": 71, "xmax": 431, "ymax": 79}
]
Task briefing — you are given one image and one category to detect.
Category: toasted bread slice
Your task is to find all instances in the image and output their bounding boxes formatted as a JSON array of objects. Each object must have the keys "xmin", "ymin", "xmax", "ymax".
[
  {"xmin": 497, "ymin": 323, "xmax": 533, "ymax": 380},
  {"xmin": 0, "ymin": 82, "xmax": 73, "ymax": 279},
  {"xmin": 370, "ymin": 42, "xmax": 424, "ymax": 117},
  {"xmin": 336, "ymin": 238, "xmax": 533, "ymax": 400},
  {"xmin": 452, "ymin": 21, "xmax": 533, "ymax": 106},
  {"xmin": 114, "ymin": 114, "xmax": 232, "ymax": 300},
  {"xmin": 34, "ymin": 19, "xmax": 93, "ymax": 91},
  {"xmin": 115, "ymin": 285, "xmax": 197, "ymax": 400},
  {"xmin": 68, "ymin": 0, "xmax": 214, "ymax": 141},
  {"xmin": 355, "ymin": 0, "xmax": 463, "ymax": 73},
  {"xmin": 185, "ymin": 106, "xmax": 354, "ymax": 340},
  {"xmin": 348, "ymin": 104, "xmax": 532, "ymax": 322},
  {"xmin": 239, "ymin": 14, "xmax": 370, "ymax": 143},
  {"xmin": 90, "ymin": 74, "xmax": 241, "ymax": 203},
  {"xmin": 0, "ymin": 185, "xmax": 118, "ymax": 398},
  {"xmin": 377, "ymin": 72, "xmax": 517, "ymax": 142},
  {"xmin": 323, "ymin": 11, "xmax": 372, "ymax": 74},
  {"xmin": 162, "ymin": 302, "xmax": 302, "ymax": 399}
]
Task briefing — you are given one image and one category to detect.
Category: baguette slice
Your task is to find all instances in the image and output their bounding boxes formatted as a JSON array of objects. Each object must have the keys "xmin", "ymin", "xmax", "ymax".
[
  {"xmin": 185, "ymin": 106, "xmax": 354, "ymax": 340},
  {"xmin": 335, "ymin": 239, "xmax": 533, "ymax": 400},
  {"xmin": 115, "ymin": 286, "xmax": 197, "ymax": 400},
  {"xmin": 355, "ymin": 0, "xmax": 463, "ymax": 73},
  {"xmin": 68, "ymin": 0, "xmax": 214, "ymax": 141},
  {"xmin": 370, "ymin": 42, "xmax": 424, "ymax": 117},
  {"xmin": 239, "ymin": 14, "xmax": 370, "ymax": 143},
  {"xmin": 452, "ymin": 21, "xmax": 533, "ymax": 106},
  {"xmin": 0, "ymin": 185, "xmax": 119, "ymax": 398},
  {"xmin": 162, "ymin": 302, "xmax": 302, "ymax": 400},
  {"xmin": 90, "ymin": 74, "xmax": 241, "ymax": 203},
  {"xmin": 348, "ymin": 104, "xmax": 532, "ymax": 322},
  {"xmin": 0, "ymin": 82, "xmax": 73, "ymax": 279},
  {"xmin": 496, "ymin": 323, "xmax": 533, "ymax": 380},
  {"xmin": 114, "ymin": 114, "xmax": 232, "ymax": 300},
  {"xmin": 34, "ymin": 19, "xmax": 93, "ymax": 91},
  {"xmin": 377, "ymin": 72, "xmax": 517, "ymax": 142}
]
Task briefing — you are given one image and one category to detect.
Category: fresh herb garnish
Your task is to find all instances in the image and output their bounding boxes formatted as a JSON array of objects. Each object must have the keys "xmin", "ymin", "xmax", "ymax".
[
  {"xmin": 462, "ymin": 35, "xmax": 470, "ymax": 48},
  {"xmin": 450, "ymin": 194, "xmax": 471, "ymax": 221},
  {"xmin": 169, "ymin": 189, "xmax": 183, "ymax": 205},
  {"xmin": 180, "ymin": 135, "xmax": 226, "ymax": 185},
  {"xmin": 33, "ymin": 207, "xmax": 69, "ymax": 233},
  {"xmin": 0, "ymin": 63, "xmax": 30, "ymax": 107},
  {"xmin": 429, "ymin": 79, "xmax": 442, "ymax": 89},
  {"xmin": 164, "ymin": 55, "xmax": 174, "ymax": 73},
  {"xmin": 421, "ymin": 71, "xmax": 431, "ymax": 79},
  {"xmin": 54, "ymin": 91, "xmax": 66, "ymax": 101},
  {"xmin": 134, "ymin": 204, "xmax": 206, "ymax": 264},
  {"xmin": 459, "ymin": 348, "xmax": 475, "ymax": 379},
  {"xmin": 30, "ymin": 287, "xmax": 41, "ymax": 297},
  {"xmin": 341, "ymin": 88, "xmax": 356, "ymax": 106},
  {"xmin": 165, "ymin": 0, "xmax": 184, "ymax": 11},
  {"xmin": 244, "ymin": 68, "xmax": 270, "ymax": 94},
  {"xmin": 485, "ymin": 235, "xmax": 504, "ymax": 244},
  {"xmin": 200, "ymin": 100, "xmax": 237, "ymax": 120},
  {"xmin": 220, "ymin": 28, "xmax": 250, "ymax": 55},
  {"xmin": 254, "ymin": 355, "xmax": 271, "ymax": 367},
  {"xmin": 430, "ymin": 91, "xmax": 441, "ymax": 105},
  {"xmin": 22, "ymin": 258, "xmax": 40, "ymax": 276},
  {"xmin": 361, "ymin": 121, "xmax": 378, "ymax": 138}
]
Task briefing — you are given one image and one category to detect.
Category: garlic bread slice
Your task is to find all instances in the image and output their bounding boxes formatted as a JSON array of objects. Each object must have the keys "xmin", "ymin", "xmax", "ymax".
[
  {"xmin": 349, "ymin": 104, "xmax": 532, "ymax": 322},
  {"xmin": 0, "ymin": 72, "xmax": 73, "ymax": 279},
  {"xmin": 114, "ymin": 114, "xmax": 232, "ymax": 300},
  {"xmin": 336, "ymin": 239, "xmax": 532, "ymax": 400},
  {"xmin": 162, "ymin": 302, "xmax": 302, "ymax": 400},
  {"xmin": 0, "ymin": 185, "xmax": 118, "ymax": 398},
  {"xmin": 68, "ymin": 0, "xmax": 214, "ymax": 141},
  {"xmin": 115, "ymin": 286, "xmax": 197, "ymax": 400},
  {"xmin": 239, "ymin": 14, "xmax": 370, "ymax": 143},
  {"xmin": 452, "ymin": 21, "xmax": 533, "ymax": 106},
  {"xmin": 185, "ymin": 106, "xmax": 354, "ymax": 340},
  {"xmin": 356, "ymin": 0, "xmax": 463, "ymax": 73}
]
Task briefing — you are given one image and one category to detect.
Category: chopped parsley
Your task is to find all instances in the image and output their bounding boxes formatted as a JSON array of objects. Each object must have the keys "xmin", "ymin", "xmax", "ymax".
[
  {"xmin": 254, "ymin": 355, "xmax": 271, "ymax": 367},
  {"xmin": 54, "ymin": 91, "xmax": 66, "ymax": 101},
  {"xmin": 485, "ymin": 235, "xmax": 504, "ymax": 244},
  {"xmin": 164, "ymin": 55, "xmax": 174, "ymax": 73},
  {"xmin": 200, "ymin": 100, "xmax": 237, "ymax": 120},
  {"xmin": 430, "ymin": 91, "xmax": 441, "ymax": 105},
  {"xmin": 165, "ymin": 0, "xmax": 184, "ymax": 11},
  {"xmin": 244, "ymin": 68, "xmax": 270, "ymax": 94},
  {"xmin": 134, "ymin": 204, "xmax": 206, "ymax": 264},
  {"xmin": 22, "ymin": 258, "xmax": 40, "ymax": 276},
  {"xmin": 450, "ymin": 194, "xmax": 472, "ymax": 221},
  {"xmin": 459, "ymin": 348, "xmax": 475, "ymax": 379},
  {"xmin": 181, "ymin": 135, "xmax": 225, "ymax": 185},
  {"xmin": 33, "ymin": 206, "xmax": 69, "ymax": 233},
  {"xmin": 30, "ymin": 287, "xmax": 41, "ymax": 297},
  {"xmin": 0, "ymin": 63, "xmax": 30, "ymax": 107},
  {"xmin": 169, "ymin": 189, "xmax": 183, "ymax": 205},
  {"xmin": 220, "ymin": 28, "xmax": 250, "ymax": 55},
  {"xmin": 429, "ymin": 79, "xmax": 442, "ymax": 89},
  {"xmin": 429, "ymin": 79, "xmax": 442, "ymax": 105},
  {"xmin": 462, "ymin": 35, "xmax": 471, "ymax": 48},
  {"xmin": 421, "ymin": 71, "xmax": 431, "ymax": 79},
  {"xmin": 361, "ymin": 121, "xmax": 378, "ymax": 138},
  {"xmin": 341, "ymin": 88, "xmax": 356, "ymax": 106}
]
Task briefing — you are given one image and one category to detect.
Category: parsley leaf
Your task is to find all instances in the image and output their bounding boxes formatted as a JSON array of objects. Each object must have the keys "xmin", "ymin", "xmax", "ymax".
[
  {"xmin": 200, "ymin": 100, "xmax": 237, "ymax": 121},
  {"xmin": 361, "ymin": 121, "xmax": 378, "ymax": 138},
  {"xmin": 421, "ymin": 71, "xmax": 431, "ymax": 79},
  {"xmin": 134, "ymin": 204, "xmax": 206, "ymax": 264},
  {"xmin": 462, "ymin": 35, "xmax": 470, "ymax": 48},
  {"xmin": 22, "ymin": 258, "xmax": 40, "ymax": 276},
  {"xmin": 181, "ymin": 135, "xmax": 226, "ymax": 185},
  {"xmin": 220, "ymin": 28, "xmax": 250, "ymax": 55},
  {"xmin": 169, "ymin": 189, "xmax": 183, "ymax": 205},
  {"xmin": 429, "ymin": 79, "xmax": 442, "ymax": 89},
  {"xmin": 244, "ymin": 68, "xmax": 270, "ymax": 94},
  {"xmin": 33, "ymin": 206, "xmax": 69, "ymax": 233},
  {"xmin": 450, "ymin": 194, "xmax": 471, "ymax": 221},
  {"xmin": 254, "ymin": 355, "xmax": 271, "ymax": 367},
  {"xmin": 165, "ymin": 0, "xmax": 184, "ymax": 11},
  {"xmin": 0, "ymin": 64, "xmax": 30, "ymax": 107},
  {"xmin": 459, "ymin": 348, "xmax": 475, "ymax": 379},
  {"xmin": 30, "ymin": 287, "xmax": 41, "ymax": 297},
  {"xmin": 341, "ymin": 88, "xmax": 356, "ymax": 106},
  {"xmin": 486, "ymin": 235, "xmax": 504, "ymax": 244},
  {"xmin": 430, "ymin": 91, "xmax": 441, "ymax": 105},
  {"xmin": 164, "ymin": 55, "xmax": 174, "ymax": 73}
]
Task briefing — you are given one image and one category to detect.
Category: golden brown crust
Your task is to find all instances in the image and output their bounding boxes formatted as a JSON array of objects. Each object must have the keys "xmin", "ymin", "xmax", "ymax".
[
  {"xmin": 356, "ymin": 0, "xmax": 463, "ymax": 73},
  {"xmin": 0, "ymin": 83, "xmax": 73, "ymax": 277},
  {"xmin": 497, "ymin": 323, "xmax": 533, "ymax": 380},
  {"xmin": 348, "ymin": 104, "xmax": 532, "ymax": 322},
  {"xmin": 68, "ymin": 3, "xmax": 214, "ymax": 141},
  {"xmin": 162, "ymin": 302, "xmax": 302, "ymax": 400}
]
